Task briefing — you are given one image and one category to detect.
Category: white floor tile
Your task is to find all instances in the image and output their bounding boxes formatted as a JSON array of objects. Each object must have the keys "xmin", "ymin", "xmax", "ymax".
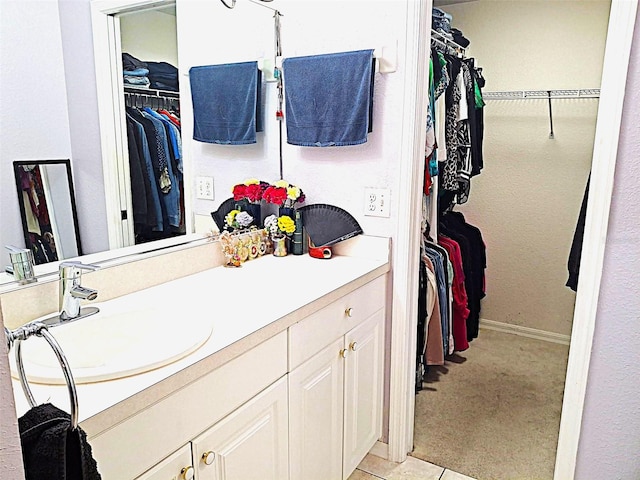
[{"xmin": 441, "ymin": 469, "xmax": 477, "ymax": 480}]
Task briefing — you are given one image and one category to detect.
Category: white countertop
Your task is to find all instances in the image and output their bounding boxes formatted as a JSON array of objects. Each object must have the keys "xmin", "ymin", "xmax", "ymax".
[{"xmin": 11, "ymin": 241, "xmax": 389, "ymax": 437}]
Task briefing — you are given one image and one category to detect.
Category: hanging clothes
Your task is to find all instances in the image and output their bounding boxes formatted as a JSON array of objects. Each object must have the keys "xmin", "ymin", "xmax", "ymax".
[
  {"xmin": 567, "ymin": 174, "xmax": 590, "ymax": 291},
  {"xmin": 424, "ymin": 25, "xmax": 485, "ymax": 210},
  {"xmin": 125, "ymin": 101, "xmax": 184, "ymax": 244},
  {"xmin": 438, "ymin": 235, "xmax": 470, "ymax": 351},
  {"xmin": 439, "ymin": 211, "xmax": 486, "ymax": 340}
]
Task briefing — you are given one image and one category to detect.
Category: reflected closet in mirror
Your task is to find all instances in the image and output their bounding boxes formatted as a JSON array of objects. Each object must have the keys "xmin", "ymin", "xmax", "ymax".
[{"xmin": 13, "ymin": 159, "xmax": 82, "ymax": 265}]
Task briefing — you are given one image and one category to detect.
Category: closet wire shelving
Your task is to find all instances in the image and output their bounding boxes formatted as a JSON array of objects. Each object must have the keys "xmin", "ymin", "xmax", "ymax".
[
  {"xmin": 482, "ymin": 89, "xmax": 601, "ymax": 138},
  {"xmin": 483, "ymin": 89, "xmax": 600, "ymax": 100}
]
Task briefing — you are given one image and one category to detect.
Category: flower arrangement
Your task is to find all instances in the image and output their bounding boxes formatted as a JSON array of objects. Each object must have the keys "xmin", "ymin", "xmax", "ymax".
[
  {"xmin": 232, "ymin": 178, "xmax": 269, "ymax": 203},
  {"xmin": 263, "ymin": 180, "xmax": 305, "ymax": 208},
  {"xmin": 264, "ymin": 213, "xmax": 295, "ymax": 238},
  {"xmin": 224, "ymin": 209, "xmax": 254, "ymax": 230}
]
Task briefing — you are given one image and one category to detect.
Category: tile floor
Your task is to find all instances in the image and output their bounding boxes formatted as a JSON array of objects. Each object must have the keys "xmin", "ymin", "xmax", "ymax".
[{"xmin": 348, "ymin": 454, "xmax": 476, "ymax": 480}]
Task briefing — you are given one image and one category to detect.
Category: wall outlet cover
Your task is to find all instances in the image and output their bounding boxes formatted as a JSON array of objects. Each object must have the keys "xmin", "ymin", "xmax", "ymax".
[
  {"xmin": 196, "ymin": 176, "xmax": 214, "ymax": 200},
  {"xmin": 364, "ymin": 188, "xmax": 391, "ymax": 217}
]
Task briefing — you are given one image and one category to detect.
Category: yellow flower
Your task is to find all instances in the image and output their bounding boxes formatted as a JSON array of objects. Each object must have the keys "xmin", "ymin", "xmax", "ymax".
[
  {"xmin": 245, "ymin": 178, "xmax": 259, "ymax": 185},
  {"xmin": 287, "ymin": 186, "xmax": 300, "ymax": 200},
  {"xmin": 225, "ymin": 210, "xmax": 240, "ymax": 226},
  {"xmin": 275, "ymin": 179, "xmax": 289, "ymax": 188},
  {"xmin": 278, "ymin": 215, "xmax": 295, "ymax": 234}
]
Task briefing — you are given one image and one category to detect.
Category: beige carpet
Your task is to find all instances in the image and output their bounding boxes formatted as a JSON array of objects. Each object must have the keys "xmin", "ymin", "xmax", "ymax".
[{"xmin": 412, "ymin": 328, "xmax": 570, "ymax": 480}]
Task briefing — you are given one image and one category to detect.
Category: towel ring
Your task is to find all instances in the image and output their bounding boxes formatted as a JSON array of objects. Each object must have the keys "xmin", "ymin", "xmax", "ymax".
[{"xmin": 10, "ymin": 322, "xmax": 79, "ymax": 430}]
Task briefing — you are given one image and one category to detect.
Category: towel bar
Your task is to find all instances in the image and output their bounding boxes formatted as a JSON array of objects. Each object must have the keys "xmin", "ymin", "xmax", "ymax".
[{"xmin": 5, "ymin": 322, "xmax": 79, "ymax": 430}]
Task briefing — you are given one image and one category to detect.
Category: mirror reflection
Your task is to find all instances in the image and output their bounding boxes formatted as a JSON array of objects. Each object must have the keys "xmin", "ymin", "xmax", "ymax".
[{"xmin": 12, "ymin": 160, "xmax": 82, "ymax": 265}]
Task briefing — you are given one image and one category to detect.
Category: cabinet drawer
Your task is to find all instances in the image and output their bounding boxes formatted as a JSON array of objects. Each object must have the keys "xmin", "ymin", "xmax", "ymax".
[
  {"xmin": 288, "ymin": 275, "xmax": 386, "ymax": 370},
  {"xmin": 90, "ymin": 331, "xmax": 287, "ymax": 480}
]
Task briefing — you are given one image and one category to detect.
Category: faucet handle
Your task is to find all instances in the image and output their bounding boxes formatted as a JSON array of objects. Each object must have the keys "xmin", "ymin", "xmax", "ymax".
[
  {"xmin": 5, "ymin": 246, "xmax": 36, "ymax": 284},
  {"xmin": 59, "ymin": 261, "xmax": 100, "ymax": 278}
]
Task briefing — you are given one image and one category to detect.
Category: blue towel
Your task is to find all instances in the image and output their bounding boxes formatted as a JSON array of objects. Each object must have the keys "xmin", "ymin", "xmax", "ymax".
[
  {"xmin": 282, "ymin": 49, "xmax": 375, "ymax": 147},
  {"xmin": 189, "ymin": 61, "xmax": 262, "ymax": 145}
]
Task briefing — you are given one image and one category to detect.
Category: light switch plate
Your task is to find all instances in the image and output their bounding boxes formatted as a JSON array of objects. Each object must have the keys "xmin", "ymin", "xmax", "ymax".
[
  {"xmin": 196, "ymin": 176, "xmax": 214, "ymax": 200},
  {"xmin": 364, "ymin": 188, "xmax": 390, "ymax": 217}
]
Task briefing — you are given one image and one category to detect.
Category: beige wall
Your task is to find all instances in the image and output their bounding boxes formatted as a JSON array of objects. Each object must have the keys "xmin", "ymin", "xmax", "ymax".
[
  {"xmin": 120, "ymin": 8, "xmax": 178, "ymax": 65},
  {"xmin": 442, "ymin": 0, "xmax": 610, "ymax": 336}
]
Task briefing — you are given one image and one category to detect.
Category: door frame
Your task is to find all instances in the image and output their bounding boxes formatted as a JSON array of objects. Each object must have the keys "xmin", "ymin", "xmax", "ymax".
[
  {"xmin": 91, "ymin": 0, "xmax": 189, "ymax": 250},
  {"xmin": 387, "ymin": 1, "xmax": 638, "ymax": 479}
]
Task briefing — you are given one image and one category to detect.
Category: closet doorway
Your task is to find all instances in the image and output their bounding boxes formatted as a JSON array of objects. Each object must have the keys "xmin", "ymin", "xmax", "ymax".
[
  {"xmin": 92, "ymin": 0, "xmax": 191, "ymax": 251},
  {"xmin": 413, "ymin": 1, "xmax": 613, "ymax": 479}
]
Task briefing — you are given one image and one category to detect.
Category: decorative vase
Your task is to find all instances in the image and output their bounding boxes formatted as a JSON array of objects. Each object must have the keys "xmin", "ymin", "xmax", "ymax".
[
  {"xmin": 279, "ymin": 206, "xmax": 295, "ymax": 220},
  {"xmin": 272, "ymin": 235, "xmax": 288, "ymax": 257},
  {"xmin": 237, "ymin": 199, "xmax": 262, "ymax": 227},
  {"xmin": 247, "ymin": 202, "xmax": 262, "ymax": 227}
]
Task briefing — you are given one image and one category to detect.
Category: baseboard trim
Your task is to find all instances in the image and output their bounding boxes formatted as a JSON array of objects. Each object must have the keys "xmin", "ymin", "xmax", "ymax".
[
  {"xmin": 479, "ymin": 319, "xmax": 571, "ymax": 346},
  {"xmin": 369, "ymin": 441, "xmax": 389, "ymax": 460}
]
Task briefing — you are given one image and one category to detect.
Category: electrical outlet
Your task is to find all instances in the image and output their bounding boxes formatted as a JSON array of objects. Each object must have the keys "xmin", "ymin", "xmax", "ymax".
[
  {"xmin": 364, "ymin": 188, "xmax": 390, "ymax": 217},
  {"xmin": 196, "ymin": 176, "xmax": 214, "ymax": 200}
]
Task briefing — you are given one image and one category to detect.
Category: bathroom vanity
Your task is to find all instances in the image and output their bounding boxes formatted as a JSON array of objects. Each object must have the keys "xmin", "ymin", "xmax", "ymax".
[{"xmin": 7, "ymin": 236, "xmax": 390, "ymax": 480}]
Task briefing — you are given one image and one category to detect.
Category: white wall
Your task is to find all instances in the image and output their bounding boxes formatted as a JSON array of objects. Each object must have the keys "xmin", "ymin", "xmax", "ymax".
[
  {"xmin": 441, "ymin": 0, "xmax": 610, "ymax": 336},
  {"xmin": 574, "ymin": 6, "xmax": 640, "ymax": 477},
  {"xmin": 58, "ymin": 0, "xmax": 109, "ymax": 256},
  {"xmin": 180, "ymin": 0, "xmax": 405, "ymax": 240},
  {"xmin": 0, "ymin": 0, "xmax": 72, "ymax": 267}
]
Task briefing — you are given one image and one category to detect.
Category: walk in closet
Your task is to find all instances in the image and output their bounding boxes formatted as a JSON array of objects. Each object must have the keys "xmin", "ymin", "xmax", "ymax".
[
  {"xmin": 414, "ymin": 2, "xmax": 609, "ymax": 478},
  {"xmin": 117, "ymin": 6, "xmax": 185, "ymax": 246}
]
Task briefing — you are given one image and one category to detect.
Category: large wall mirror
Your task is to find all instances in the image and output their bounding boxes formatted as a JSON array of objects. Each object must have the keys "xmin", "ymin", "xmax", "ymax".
[{"xmin": 12, "ymin": 160, "xmax": 82, "ymax": 265}]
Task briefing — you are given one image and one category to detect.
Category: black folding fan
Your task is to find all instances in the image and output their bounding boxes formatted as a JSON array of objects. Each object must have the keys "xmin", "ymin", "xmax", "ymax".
[
  {"xmin": 298, "ymin": 204, "xmax": 363, "ymax": 247},
  {"xmin": 210, "ymin": 197, "xmax": 237, "ymax": 231}
]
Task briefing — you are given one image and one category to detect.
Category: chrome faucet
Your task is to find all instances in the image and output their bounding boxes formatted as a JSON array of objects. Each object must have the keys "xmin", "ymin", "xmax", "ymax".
[{"xmin": 59, "ymin": 261, "xmax": 99, "ymax": 321}]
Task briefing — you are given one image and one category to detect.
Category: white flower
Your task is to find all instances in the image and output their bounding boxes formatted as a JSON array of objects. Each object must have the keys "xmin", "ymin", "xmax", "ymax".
[
  {"xmin": 236, "ymin": 211, "xmax": 253, "ymax": 227},
  {"xmin": 263, "ymin": 214, "xmax": 279, "ymax": 236}
]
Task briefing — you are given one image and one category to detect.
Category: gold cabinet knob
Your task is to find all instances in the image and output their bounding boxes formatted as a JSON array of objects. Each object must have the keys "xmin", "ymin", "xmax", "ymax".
[
  {"xmin": 180, "ymin": 466, "xmax": 194, "ymax": 480},
  {"xmin": 339, "ymin": 348, "xmax": 349, "ymax": 359},
  {"xmin": 349, "ymin": 341, "xmax": 358, "ymax": 351},
  {"xmin": 202, "ymin": 451, "xmax": 216, "ymax": 465},
  {"xmin": 345, "ymin": 307, "xmax": 354, "ymax": 317}
]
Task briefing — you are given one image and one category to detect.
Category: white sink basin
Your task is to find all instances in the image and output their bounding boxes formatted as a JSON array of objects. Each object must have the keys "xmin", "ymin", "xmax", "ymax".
[{"xmin": 11, "ymin": 301, "xmax": 212, "ymax": 385}]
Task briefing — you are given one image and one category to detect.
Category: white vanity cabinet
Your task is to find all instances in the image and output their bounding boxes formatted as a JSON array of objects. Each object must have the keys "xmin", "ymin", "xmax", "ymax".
[
  {"xmin": 288, "ymin": 276, "xmax": 386, "ymax": 480},
  {"xmin": 90, "ymin": 332, "xmax": 288, "ymax": 479},
  {"xmin": 86, "ymin": 272, "xmax": 388, "ymax": 480},
  {"xmin": 191, "ymin": 377, "xmax": 289, "ymax": 480}
]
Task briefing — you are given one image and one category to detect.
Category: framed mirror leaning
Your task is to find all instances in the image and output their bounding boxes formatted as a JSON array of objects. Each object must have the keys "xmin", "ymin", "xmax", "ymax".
[{"xmin": 12, "ymin": 159, "xmax": 82, "ymax": 265}]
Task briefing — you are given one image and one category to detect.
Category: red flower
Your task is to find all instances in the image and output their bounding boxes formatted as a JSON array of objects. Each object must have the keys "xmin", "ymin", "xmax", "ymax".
[
  {"xmin": 245, "ymin": 183, "xmax": 264, "ymax": 202},
  {"xmin": 232, "ymin": 184, "xmax": 247, "ymax": 201},
  {"xmin": 263, "ymin": 186, "xmax": 288, "ymax": 206}
]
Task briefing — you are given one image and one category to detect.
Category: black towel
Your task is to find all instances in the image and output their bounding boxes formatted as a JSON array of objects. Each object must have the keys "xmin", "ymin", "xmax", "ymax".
[{"xmin": 19, "ymin": 403, "xmax": 101, "ymax": 480}]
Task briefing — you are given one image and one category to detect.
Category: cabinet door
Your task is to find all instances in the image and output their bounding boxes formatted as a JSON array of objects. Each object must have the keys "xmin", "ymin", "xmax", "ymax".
[
  {"xmin": 342, "ymin": 309, "xmax": 385, "ymax": 479},
  {"xmin": 191, "ymin": 377, "xmax": 288, "ymax": 480},
  {"xmin": 289, "ymin": 337, "xmax": 345, "ymax": 480},
  {"xmin": 135, "ymin": 444, "xmax": 194, "ymax": 480}
]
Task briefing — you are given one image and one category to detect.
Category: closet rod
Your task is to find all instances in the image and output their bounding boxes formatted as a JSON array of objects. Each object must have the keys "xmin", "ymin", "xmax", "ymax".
[
  {"xmin": 123, "ymin": 86, "xmax": 180, "ymax": 99},
  {"xmin": 483, "ymin": 89, "xmax": 600, "ymax": 100},
  {"xmin": 430, "ymin": 29, "xmax": 467, "ymax": 56}
]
